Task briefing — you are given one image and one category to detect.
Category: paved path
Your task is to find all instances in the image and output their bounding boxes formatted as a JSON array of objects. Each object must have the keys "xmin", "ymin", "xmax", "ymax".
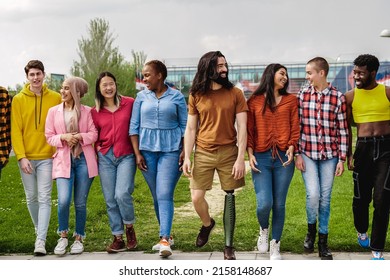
[{"xmin": 0, "ymin": 250, "xmax": 386, "ymax": 260}]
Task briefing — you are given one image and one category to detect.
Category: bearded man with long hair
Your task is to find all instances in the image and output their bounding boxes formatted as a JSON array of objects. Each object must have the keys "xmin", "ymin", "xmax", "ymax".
[{"xmin": 182, "ymin": 51, "xmax": 248, "ymax": 260}]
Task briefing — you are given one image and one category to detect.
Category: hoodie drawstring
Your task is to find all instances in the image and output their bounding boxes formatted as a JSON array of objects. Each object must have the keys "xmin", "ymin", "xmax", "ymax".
[{"xmin": 34, "ymin": 93, "xmax": 43, "ymax": 129}]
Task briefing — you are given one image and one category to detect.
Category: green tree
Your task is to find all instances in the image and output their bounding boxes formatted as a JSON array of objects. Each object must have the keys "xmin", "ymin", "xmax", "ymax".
[
  {"xmin": 131, "ymin": 50, "xmax": 147, "ymax": 80},
  {"xmin": 8, "ymin": 84, "xmax": 23, "ymax": 97},
  {"xmin": 45, "ymin": 75, "xmax": 64, "ymax": 93},
  {"xmin": 71, "ymin": 18, "xmax": 136, "ymax": 106}
]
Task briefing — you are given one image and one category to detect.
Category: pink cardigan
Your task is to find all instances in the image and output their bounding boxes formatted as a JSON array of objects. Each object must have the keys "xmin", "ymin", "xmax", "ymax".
[{"xmin": 45, "ymin": 104, "xmax": 98, "ymax": 179}]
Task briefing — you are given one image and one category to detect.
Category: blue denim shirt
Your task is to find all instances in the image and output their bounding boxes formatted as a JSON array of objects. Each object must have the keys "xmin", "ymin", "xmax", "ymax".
[{"xmin": 129, "ymin": 86, "xmax": 187, "ymax": 152}]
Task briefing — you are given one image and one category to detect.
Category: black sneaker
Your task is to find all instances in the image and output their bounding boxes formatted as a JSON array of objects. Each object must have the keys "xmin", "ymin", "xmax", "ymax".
[{"xmin": 195, "ymin": 218, "xmax": 215, "ymax": 247}]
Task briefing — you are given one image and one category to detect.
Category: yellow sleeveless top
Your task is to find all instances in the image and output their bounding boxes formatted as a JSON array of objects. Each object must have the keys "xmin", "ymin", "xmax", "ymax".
[{"xmin": 352, "ymin": 84, "xmax": 390, "ymax": 123}]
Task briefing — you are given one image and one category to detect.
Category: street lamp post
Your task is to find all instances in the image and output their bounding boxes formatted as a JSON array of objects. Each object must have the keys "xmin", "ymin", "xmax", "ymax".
[{"xmin": 380, "ymin": 29, "xmax": 390, "ymax": 37}]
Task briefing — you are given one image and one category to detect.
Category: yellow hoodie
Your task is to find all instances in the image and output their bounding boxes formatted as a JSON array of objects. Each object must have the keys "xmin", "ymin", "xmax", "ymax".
[{"xmin": 11, "ymin": 83, "xmax": 61, "ymax": 160}]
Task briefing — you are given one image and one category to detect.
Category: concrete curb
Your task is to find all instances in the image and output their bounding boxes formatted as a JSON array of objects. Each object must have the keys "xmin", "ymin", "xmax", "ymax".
[{"xmin": 0, "ymin": 250, "xmax": 385, "ymax": 260}]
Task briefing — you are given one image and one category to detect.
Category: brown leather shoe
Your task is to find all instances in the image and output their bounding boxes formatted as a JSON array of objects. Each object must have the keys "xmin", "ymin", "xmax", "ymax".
[
  {"xmin": 195, "ymin": 218, "xmax": 215, "ymax": 247},
  {"xmin": 106, "ymin": 236, "xmax": 126, "ymax": 253},
  {"xmin": 224, "ymin": 246, "xmax": 236, "ymax": 260},
  {"xmin": 126, "ymin": 226, "xmax": 137, "ymax": 250}
]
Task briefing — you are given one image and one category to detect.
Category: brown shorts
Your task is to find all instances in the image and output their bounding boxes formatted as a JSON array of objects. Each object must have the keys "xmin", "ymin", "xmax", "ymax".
[{"xmin": 189, "ymin": 145, "xmax": 245, "ymax": 191}]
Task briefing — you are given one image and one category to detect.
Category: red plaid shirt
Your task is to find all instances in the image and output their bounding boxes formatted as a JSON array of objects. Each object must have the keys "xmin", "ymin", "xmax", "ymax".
[{"xmin": 297, "ymin": 84, "xmax": 348, "ymax": 161}]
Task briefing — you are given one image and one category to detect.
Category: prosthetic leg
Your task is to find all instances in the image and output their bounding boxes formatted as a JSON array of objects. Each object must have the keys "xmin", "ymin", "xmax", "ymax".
[{"xmin": 223, "ymin": 191, "xmax": 236, "ymax": 260}]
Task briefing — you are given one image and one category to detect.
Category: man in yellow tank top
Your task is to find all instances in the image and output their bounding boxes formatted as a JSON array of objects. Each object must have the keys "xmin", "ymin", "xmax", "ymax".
[{"xmin": 345, "ymin": 54, "xmax": 390, "ymax": 260}]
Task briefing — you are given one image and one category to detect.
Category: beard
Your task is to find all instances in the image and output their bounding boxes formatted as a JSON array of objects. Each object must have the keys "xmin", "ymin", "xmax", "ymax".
[
  {"xmin": 212, "ymin": 72, "xmax": 231, "ymax": 87},
  {"xmin": 360, "ymin": 74, "xmax": 373, "ymax": 88},
  {"xmin": 356, "ymin": 72, "xmax": 374, "ymax": 89}
]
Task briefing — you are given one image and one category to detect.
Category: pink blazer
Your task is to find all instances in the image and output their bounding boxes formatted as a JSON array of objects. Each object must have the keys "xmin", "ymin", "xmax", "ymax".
[{"xmin": 45, "ymin": 104, "xmax": 98, "ymax": 179}]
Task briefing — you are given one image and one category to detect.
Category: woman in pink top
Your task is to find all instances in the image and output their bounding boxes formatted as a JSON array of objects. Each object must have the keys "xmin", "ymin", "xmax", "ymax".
[{"xmin": 45, "ymin": 77, "xmax": 98, "ymax": 255}]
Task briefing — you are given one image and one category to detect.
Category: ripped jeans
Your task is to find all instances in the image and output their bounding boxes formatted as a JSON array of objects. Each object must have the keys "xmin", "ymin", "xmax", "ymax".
[{"xmin": 352, "ymin": 135, "xmax": 390, "ymax": 251}]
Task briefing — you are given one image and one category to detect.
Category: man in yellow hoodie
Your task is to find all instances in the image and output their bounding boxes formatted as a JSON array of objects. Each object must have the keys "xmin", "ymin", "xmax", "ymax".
[{"xmin": 11, "ymin": 60, "xmax": 61, "ymax": 255}]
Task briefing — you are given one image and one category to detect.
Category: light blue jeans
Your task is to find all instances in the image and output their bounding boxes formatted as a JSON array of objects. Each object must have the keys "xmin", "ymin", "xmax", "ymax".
[
  {"xmin": 18, "ymin": 158, "xmax": 53, "ymax": 241},
  {"xmin": 251, "ymin": 149, "xmax": 295, "ymax": 241},
  {"xmin": 301, "ymin": 154, "xmax": 338, "ymax": 234},
  {"xmin": 98, "ymin": 148, "xmax": 136, "ymax": 235},
  {"xmin": 140, "ymin": 150, "xmax": 182, "ymax": 238},
  {"xmin": 56, "ymin": 153, "xmax": 94, "ymax": 239}
]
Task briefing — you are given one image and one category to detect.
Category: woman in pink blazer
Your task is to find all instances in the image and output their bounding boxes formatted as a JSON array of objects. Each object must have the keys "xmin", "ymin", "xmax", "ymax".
[{"xmin": 45, "ymin": 77, "xmax": 98, "ymax": 255}]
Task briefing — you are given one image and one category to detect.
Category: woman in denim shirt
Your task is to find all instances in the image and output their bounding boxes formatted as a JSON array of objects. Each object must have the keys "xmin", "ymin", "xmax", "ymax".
[{"xmin": 130, "ymin": 60, "xmax": 187, "ymax": 258}]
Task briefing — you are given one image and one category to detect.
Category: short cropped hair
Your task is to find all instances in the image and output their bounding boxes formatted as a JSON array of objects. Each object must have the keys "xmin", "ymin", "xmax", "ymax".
[
  {"xmin": 353, "ymin": 54, "xmax": 380, "ymax": 73},
  {"xmin": 307, "ymin": 57, "xmax": 329, "ymax": 76}
]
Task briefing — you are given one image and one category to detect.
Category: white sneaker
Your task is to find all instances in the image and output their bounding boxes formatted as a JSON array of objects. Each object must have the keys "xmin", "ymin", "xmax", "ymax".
[
  {"xmin": 54, "ymin": 237, "xmax": 68, "ymax": 255},
  {"xmin": 152, "ymin": 236, "xmax": 174, "ymax": 250},
  {"xmin": 269, "ymin": 239, "xmax": 282, "ymax": 260},
  {"xmin": 257, "ymin": 227, "xmax": 269, "ymax": 253},
  {"xmin": 34, "ymin": 239, "xmax": 47, "ymax": 256},
  {"xmin": 70, "ymin": 240, "xmax": 84, "ymax": 255},
  {"xmin": 371, "ymin": 251, "xmax": 384, "ymax": 260},
  {"xmin": 159, "ymin": 238, "xmax": 172, "ymax": 258}
]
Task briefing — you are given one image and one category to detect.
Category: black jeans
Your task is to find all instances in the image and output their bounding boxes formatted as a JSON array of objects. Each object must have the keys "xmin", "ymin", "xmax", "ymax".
[{"xmin": 352, "ymin": 135, "xmax": 390, "ymax": 251}]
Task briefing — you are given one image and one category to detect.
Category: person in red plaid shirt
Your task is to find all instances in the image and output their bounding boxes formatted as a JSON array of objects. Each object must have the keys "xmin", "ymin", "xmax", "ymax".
[{"xmin": 295, "ymin": 57, "xmax": 349, "ymax": 260}]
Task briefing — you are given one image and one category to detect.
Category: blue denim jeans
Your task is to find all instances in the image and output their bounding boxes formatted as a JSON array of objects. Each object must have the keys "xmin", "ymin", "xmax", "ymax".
[
  {"xmin": 251, "ymin": 149, "xmax": 295, "ymax": 241},
  {"xmin": 301, "ymin": 154, "xmax": 338, "ymax": 234},
  {"xmin": 18, "ymin": 158, "xmax": 53, "ymax": 241},
  {"xmin": 98, "ymin": 148, "xmax": 136, "ymax": 235},
  {"xmin": 56, "ymin": 153, "xmax": 94, "ymax": 239},
  {"xmin": 140, "ymin": 150, "xmax": 182, "ymax": 238}
]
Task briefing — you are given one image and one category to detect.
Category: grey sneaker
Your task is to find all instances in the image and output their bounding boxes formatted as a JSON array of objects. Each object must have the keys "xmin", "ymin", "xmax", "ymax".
[
  {"xmin": 152, "ymin": 236, "xmax": 174, "ymax": 251},
  {"xmin": 34, "ymin": 239, "xmax": 47, "ymax": 256},
  {"xmin": 158, "ymin": 238, "xmax": 172, "ymax": 258},
  {"xmin": 54, "ymin": 237, "xmax": 68, "ymax": 255},
  {"xmin": 70, "ymin": 240, "xmax": 84, "ymax": 255}
]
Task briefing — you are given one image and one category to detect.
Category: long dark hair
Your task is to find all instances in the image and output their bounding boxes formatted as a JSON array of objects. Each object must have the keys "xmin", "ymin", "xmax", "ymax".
[
  {"xmin": 250, "ymin": 63, "xmax": 289, "ymax": 113},
  {"xmin": 190, "ymin": 51, "xmax": 233, "ymax": 96},
  {"xmin": 95, "ymin": 71, "xmax": 121, "ymax": 112}
]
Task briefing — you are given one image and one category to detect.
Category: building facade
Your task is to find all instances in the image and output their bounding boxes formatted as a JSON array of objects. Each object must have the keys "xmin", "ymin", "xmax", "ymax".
[{"xmin": 166, "ymin": 61, "xmax": 390, "ymax": 97}]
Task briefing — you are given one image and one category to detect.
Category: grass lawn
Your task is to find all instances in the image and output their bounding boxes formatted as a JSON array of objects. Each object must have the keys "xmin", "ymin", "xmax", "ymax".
[{"xmin": 0, "ymin": 154, "xmax": 388, "ymax": 255}]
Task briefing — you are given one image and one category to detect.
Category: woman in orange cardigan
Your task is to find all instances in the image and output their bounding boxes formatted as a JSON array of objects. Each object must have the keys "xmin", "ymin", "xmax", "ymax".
[{"xmin": 247, "ymin": 63, "xmax": 299, "ymax": 260}]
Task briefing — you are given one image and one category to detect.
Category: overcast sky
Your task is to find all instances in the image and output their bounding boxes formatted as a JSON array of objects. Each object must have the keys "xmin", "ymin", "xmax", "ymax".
[{"xmin": 1, "ymin": 0, "xmax": 389, "ymax": 88}]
